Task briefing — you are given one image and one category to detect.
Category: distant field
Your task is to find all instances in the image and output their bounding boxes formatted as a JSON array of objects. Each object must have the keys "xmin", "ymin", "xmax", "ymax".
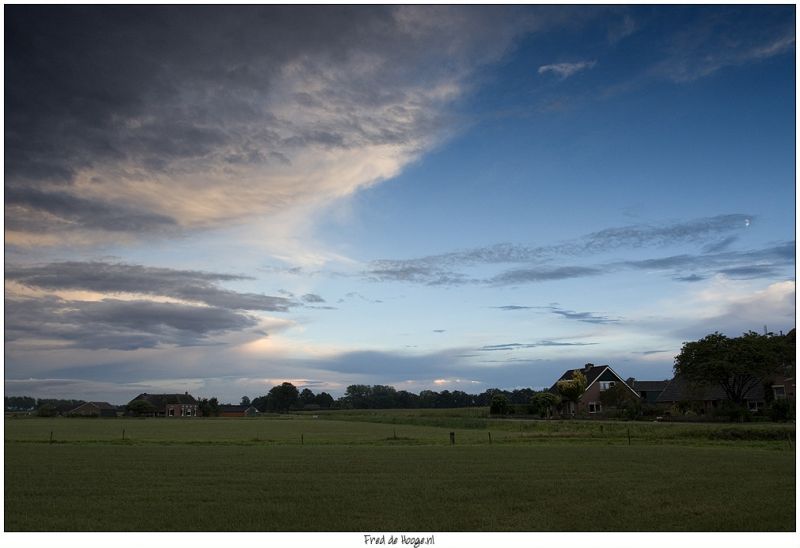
[{"xmin": 4, "ymin": 413, "xmax": 795, "ymax": 531}]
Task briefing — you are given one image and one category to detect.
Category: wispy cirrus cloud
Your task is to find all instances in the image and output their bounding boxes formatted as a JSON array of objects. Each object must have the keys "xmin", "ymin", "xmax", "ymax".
[
  {"xmin": 478, "ymin": 340, "xmax": 598, "ymax": 351},
  {"xmin": 365, "ymin": 214, "xmax": 772, "ymax": 287},
  {"xmin": 538, "ymin": 60, "xmax": 596, "ymax": 79}
]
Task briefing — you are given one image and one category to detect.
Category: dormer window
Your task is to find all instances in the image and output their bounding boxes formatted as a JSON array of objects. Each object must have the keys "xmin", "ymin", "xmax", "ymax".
[{"xmin": 599, "ymin": 381, "xmax": 615, "ymax": 391}]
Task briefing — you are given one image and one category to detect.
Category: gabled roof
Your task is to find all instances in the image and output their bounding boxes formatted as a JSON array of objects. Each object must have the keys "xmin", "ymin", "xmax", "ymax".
[
  {"xmin": 550, "ymin": 364, "xmax": 639, "ymax": 398},
  {"xmin": 88, "ymin": 401, "xmax": 117, "ymax": 410},
  {"xmin": 131, "ymin": 393, "xmax": 198, "ymax": 407}
]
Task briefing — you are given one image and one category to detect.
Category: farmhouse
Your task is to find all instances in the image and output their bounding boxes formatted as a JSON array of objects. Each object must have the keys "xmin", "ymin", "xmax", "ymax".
[
  {"xmin": 218, "ymin": 404, "xmax": 258, "ymax": 417},
  {"xmin": 656, "ymin": 375, "xmax": 769, "ymax": 414},
  {"xmin": 68, "ymin": 401, "xmax": 118, "ymax": 417},
  {"xmin": 129, "ymin": 392, "xmax": 199, "ymax": 417},
  {"xmin": 550, "ymin": 363, "xmax": 639, "ymax": 416},
  {"xmin": 630, "ymin": 380, "xmax": 669, "ymax": 404}
]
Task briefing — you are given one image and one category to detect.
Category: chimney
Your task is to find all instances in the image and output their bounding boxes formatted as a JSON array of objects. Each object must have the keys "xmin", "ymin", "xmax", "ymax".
[{"xmin": 185, "ymin": 391, "xmax": 188, "ymax": 396}]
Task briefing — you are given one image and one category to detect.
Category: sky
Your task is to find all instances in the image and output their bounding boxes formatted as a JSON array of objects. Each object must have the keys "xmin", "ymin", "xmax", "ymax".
[{"xmin": 4, "ymin": 5, "xmax": 796, "ymax": 405}]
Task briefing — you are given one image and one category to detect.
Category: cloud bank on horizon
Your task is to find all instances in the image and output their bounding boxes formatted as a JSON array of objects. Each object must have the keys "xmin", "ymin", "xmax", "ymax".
[{"xmin": 5, "ymin": 5, "xmax": 795, "ymax": 403}]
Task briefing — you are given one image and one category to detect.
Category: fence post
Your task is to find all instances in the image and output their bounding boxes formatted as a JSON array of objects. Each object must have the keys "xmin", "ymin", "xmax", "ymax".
[
  {"xmin": 49, "ymin": 431, "xmax": 53, "ymax": 444},
  {"xmin": 301, "ymin": 433, "xmax": 304, "ymax": 445},
  {"xmin": 627, "ymin": 428, "xmax": 631, "ymax": 446},
  {"xmin": 449, "ymin": 432, "xmax": 455, "ymax": 445},
  {"xmin": 488, "ymin": 432, "xmax": 492, "ymax": 445},
  {"xmin": 122, "ymin": 428, "xmax": 125, "ymax": 440}
]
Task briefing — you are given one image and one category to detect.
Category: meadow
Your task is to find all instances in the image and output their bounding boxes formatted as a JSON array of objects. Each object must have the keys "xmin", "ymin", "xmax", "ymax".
[{"xmin": 4, "ymin": 410, "xmax": 796, "ymax": 531}]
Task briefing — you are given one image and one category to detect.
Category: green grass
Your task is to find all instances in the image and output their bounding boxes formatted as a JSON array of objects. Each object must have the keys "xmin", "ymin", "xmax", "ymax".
[
  {"xmin": 4, "ymin": 414, "xmax": 796, "ymax": 531},
  {"xmin": 5, "ymin": 443, "xmax": 793, "ymax": 531}
]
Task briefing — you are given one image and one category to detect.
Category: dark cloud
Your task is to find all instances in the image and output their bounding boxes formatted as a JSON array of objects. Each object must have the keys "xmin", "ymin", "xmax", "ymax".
[
  {"xmin": 674, "ymin": 274, "xmax": 706, "ymax": 282},
  {"xmin": 621, "ymin": 242, "xmax": 794, "ymax": 279},
  {"xmin": 716, "ymin": 265, "xmax": 781, "ymax": 279},
  {"xmin": 493, "ymin": 304, "xmax": 619, "ymax": 323},
  {"xmin": 6, "ymin": 261, "xmax": 295, "ymax": 312},
  {"xmin": 545, "ymin": 306, "xmax": 621, "ymax": 324},
  {"xmin": 6, "ymin": 296, "xmax": 257, "ymax": 350},
  {"xmin": 5, "ymin": 187, "xmax": 178, "ymax": 234},
  {"xmin": 636, "ymin": 350, "xmax": 671, "ymax": 355},
  {"xmin": 432, "ymin": 329, "xmax": 446, "ymax": 333},
  {"xmin": 6, "ymin": 5, "xmax": 540, "ymax": 237},
  {"xmin": 489, "ymin": 266, "xmax": 602, "ymax": 285},
  {"xmin": 477, "ymin": 340, "xmax": 597, "ymax": 351},
  {"xmin": 301, "ymin": 293, "xmax": 325, "ymax": 303}
]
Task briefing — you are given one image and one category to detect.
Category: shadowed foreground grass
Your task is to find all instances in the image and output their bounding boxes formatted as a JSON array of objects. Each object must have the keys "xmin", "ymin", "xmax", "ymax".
[{"xmin": 5, "ymin": 443, "xmax": 794, "ymax": 531}]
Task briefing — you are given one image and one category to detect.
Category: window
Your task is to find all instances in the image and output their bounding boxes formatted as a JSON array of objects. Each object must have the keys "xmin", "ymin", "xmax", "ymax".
[
  {"xmin": 185, "ymin": 408, "xmax": 192, "ymax": 417},
  {"xmin": 168, "ymin": 408, "xmax": 174, "ymax": 417},
  {"xmin": 599, "ymin": 381, "xmax": 615, "ymax": 391},
  {"xmin": 588, "ymin": 402, "xmax": 601, "ymax": 414},
  {"xmin": 772, "ymin": 385, "xmax": 786, "ymax": 400},
  {"xmin": 747, "ymin": 400, "xmax": 762, "ymax": 412}
]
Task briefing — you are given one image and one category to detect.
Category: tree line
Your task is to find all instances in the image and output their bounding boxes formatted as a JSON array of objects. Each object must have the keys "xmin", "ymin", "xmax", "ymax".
[{"xmin": 245, "ymin": 382, "xmax": 547, "ymax": 413}]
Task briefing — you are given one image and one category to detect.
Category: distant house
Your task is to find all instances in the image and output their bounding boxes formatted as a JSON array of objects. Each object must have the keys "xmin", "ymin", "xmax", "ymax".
[
  {"xmin": 630, "ymin": 380, "xmax": 669, "ymax": 404},
  {"xmin": 128, "ymin": 392, "xmax": 199, "ymax": 417},
  {"xmin": 218, "ymin": 404, "xmax": 258, "ymax": 417},
  {"xmin": 550, "ymin": 364, "xmax": 639, "ymax": 416},
  {"xmin": 656, "ymin": 375, "xmax": 767, "ymax": 414},
  {"xmin": 68, "ymin": 401, "xmax": 118, "ymax": 417}
]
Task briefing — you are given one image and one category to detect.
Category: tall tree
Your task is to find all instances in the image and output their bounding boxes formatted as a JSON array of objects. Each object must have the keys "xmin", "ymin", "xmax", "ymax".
[
  {"xmin": 674, "ymin": 331, "xmax": 791, "ymax": 405},
  {"xmin": 240, "ymin": 396, "xmax": 251, "ymax": 406},
  {"xmin": 556, "ymin": 371, "xmax": 588, "ymax": 414},
  {"xmin": 267, "ymin": 382, "xmax": 299, "ymax": 413},
  {"xmin": 298, "ymin": 388, "xmax": 316, "ymax": 407}
]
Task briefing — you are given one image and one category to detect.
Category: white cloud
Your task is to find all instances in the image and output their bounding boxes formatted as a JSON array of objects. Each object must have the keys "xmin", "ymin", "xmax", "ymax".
[{"xmin": 538, "ymin": 60, "xmax": 597, "ymax": 79}]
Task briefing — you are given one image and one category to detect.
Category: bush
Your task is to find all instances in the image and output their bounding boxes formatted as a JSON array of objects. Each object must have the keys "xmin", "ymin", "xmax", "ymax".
[
  {"xmin": 714, "ymin": 401, "xmax": 749, "ymax": 422},
  {"xmin": 489, "ymin": 394, "xmax": 510, "ymax": 415},
  {"xmin": 36, "ymin": 404, "xmax": 57, "ymax": 417},
  {"xmin": 768, "ymin": 399, "xmax": 792, "ymax": 422}
]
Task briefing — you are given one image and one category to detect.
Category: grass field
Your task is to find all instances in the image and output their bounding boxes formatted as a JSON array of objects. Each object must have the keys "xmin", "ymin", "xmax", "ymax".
[{"xmin": 4, "ymin": 411, "xmax": 796, "ymax": 531}]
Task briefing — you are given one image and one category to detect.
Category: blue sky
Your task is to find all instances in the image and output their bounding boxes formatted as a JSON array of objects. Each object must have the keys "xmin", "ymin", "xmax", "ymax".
[{"xmin": 5, "ymin": 5, "xmax": 795, "ymax": 404}]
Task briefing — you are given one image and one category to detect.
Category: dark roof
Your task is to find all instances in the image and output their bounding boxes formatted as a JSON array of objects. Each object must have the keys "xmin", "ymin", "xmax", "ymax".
[
  {"xmin": 632, "ymin": 380, "xmax": 669, "ymax": 392},
  {"xmin": 550, "ymin": 364, "xmax": 608, "ymax": 390},
  {"xmin": 550, "ymin": 364, "xmax": 640, "ymax": 398},
  {"xmin": 88, "ymin": 401, "xmax": 117, "ymax": 410},
  {"xmin": 656, "ymin": 376, "xmax": 765, "ymax": 403},
  {"xmin": 219, "ymin": 404, "xmax": 254, "ymax": 413},
  {"xmin": 130, "ymin": 393, "xmax": 198, "ymax": 407}
]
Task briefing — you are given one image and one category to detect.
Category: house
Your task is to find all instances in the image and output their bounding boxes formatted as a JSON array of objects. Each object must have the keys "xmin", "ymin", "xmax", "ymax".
[
  {"xmin": 218, "ymin": 404, "xmax": 258, "ymax": 417},
  {"xmin": 630, "ymin": 380, "xmax": 669, "ymax": 404},
  {"xmin": 550, "ymin": 363, "xmax": 639, "ymax": 416},
  {"xmin": 68, "ymin": 401, "xmax": 118, "ymax": 417},
  {"xmin": 656, "ymin": 375, "xmax": 767, "ymax": 414},
  {"xmin": 128, "ymin": 392, "xmax": 199, "ymax": 417}
]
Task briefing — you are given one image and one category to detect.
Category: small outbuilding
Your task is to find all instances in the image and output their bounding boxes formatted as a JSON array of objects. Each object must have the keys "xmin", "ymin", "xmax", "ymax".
[
  {"xmin": 68, "ymin": 401, "xmax": 118, "ymax": 417},
  {"xmin": 218, "ymin": 404, "xmax": 258, "ymax": 417}
]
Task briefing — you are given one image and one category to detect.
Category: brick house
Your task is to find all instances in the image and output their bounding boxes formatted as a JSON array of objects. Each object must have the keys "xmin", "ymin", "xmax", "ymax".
[
  {"xmin": 128, "ymin": 392, "xmax": 199, "ymax": 417},
  {"xmin": 550, "ymin": 364, "xmax": 639, "ymax": 416}
]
